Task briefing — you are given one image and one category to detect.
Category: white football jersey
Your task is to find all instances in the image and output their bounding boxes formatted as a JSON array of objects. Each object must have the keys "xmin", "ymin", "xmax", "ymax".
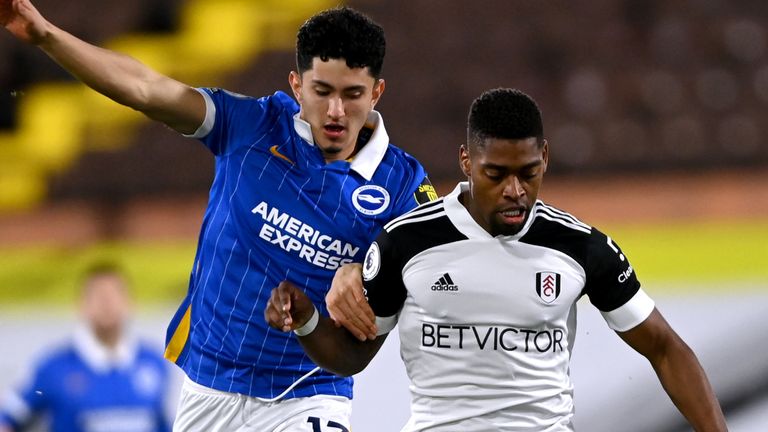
[{"xmin": 362, "ymin": 182, "xmax": 654, "ymax": 431}]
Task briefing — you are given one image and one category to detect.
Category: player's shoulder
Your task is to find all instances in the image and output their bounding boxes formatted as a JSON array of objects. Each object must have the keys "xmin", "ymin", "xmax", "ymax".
[
  {"xmin": 200, "ymin": 88, "xmax": 297, "ymax": 112},
  {"xmin": 383, "ymin": 197, "xmax": 447, "ymax": 233},
  {"xmin": 379, "ymin": 144, "xmax": 428, "ymax": 195},
  {"xmin": 521, "ymin": 201, "xmax": 599, "ymax": 262},
  {"xmin": 32, "ymin": 342, "xmax": 81, "ymax": 371},
  {"xmin": 524, "ymin": 201, "xmax": 626, "ymax": 264},
  {"xmin": 385, "ymin": 141, "xmax": 422, "ymax": 163},
  {"xmin": 376, "ymin": 198, "xmax": 468, "ymax": 264},
  {"xmin": 271, "ymin": 90, "xmax": 300, "ymax": 110},
  {"xmin": 528, "ymin": 201, "xmax": 594, "ymax": 238}
]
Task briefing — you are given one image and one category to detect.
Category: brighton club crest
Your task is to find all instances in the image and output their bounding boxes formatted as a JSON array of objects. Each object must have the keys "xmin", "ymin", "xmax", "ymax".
[{"xmin": 536, "ymin": 272, "xmax": 561, "ymax": 304}]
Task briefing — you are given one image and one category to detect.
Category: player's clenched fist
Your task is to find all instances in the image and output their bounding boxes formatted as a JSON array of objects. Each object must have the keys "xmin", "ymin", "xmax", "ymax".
[
  {"xmin": 1, "ymin": 0, "xmax": 50, "ymax": 45},
  {"xmin": 264, "ymin": 280, "xmax": 316, "ymax": 332}
]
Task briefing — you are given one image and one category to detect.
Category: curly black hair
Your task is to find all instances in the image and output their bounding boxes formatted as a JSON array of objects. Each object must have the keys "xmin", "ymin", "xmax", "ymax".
[
  {"xmin": 296, "ymin": 6, "xmax": 386, "ymax": 78},
  {"xmin": 467, "ymin": 88, "xmax": 544, "ymax": 149}
]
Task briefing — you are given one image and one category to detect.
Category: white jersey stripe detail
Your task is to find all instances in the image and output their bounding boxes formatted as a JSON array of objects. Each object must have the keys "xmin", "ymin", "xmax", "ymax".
[
  {"xmin": 383, "ymin": 198, "xmax": 444, "ymax": 231},
  {"xmin": 243, "ymin": 258, "xmax": 272, "ymax": 394},
  {"xmin": 535, "ymin": 212, "xmax": 592, "ymax": 234},
  {"xmin": 212, "ymin": 248, "xmax": 252, "ymax": 383},
  {"xmin": 197, "ymin": 135, "xmax": 264, "ymax": 381},
  {"xmin": 537, "ymin": 202, "xmax": 590, "ymax": 230},
  {"xmin": 385, "ymin": 209, "xmax": 446, "ymax": 232},
  {"xmin": 197, "ymin": 237, "xmax": 238, "ymax": 383},
  {"xmin": 383, "ymin": 200, "xmax": 443, "ymax": 231},
  {"xmin": 537, "ymin": 205, "xmax": 589, "ymax": 229},
  {"xmin": 536, "ymin": 208, "xmax": 590, "ymax": 231}
]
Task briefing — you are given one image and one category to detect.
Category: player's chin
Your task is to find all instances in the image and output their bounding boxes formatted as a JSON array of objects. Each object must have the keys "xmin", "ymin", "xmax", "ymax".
[
  {"xmin": 491, "ymin": 219, "xmax": 525, "ymax": 237},
  {"xmin": 317, "ymin": 140, "xmax": 351, "ymax": 157}
]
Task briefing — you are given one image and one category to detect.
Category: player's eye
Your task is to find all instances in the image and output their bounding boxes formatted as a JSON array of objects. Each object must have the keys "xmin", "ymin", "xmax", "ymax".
[
  {"xmin": 484, "ymin": 170, "xmax": 503, "ymax": 181},
  {"xmin": 346, "ymin": 91, "xmax": 364, "ymax": 99},
  {"xmin": 521, "ymin": 171, "xmax": 538, "ymax": 181}
]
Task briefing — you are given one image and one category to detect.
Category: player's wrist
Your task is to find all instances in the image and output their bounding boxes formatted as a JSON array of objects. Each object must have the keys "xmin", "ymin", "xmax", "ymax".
[{"xmin": 293, "ymin": 306, "xmax": 319, "ymax": 337}]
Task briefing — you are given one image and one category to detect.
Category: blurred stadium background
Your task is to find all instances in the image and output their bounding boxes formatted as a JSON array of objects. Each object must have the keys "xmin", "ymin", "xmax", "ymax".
[{"xmin": 0, "ymin": 0, "xmax": 766, "ymax": 430}]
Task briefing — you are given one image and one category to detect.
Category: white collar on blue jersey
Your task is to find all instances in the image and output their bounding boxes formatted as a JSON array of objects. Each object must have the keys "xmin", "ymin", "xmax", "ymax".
[
  {"xmin": 293, "ymin": 110, "xmax": 389, "ymax": 181},
  {"xmin": 444, "ymin": 181, "xmax": 537, "ymax": 240},
  {"xmin": 73, "ymin": 323, "xmax": 140, "ymax": 373}
]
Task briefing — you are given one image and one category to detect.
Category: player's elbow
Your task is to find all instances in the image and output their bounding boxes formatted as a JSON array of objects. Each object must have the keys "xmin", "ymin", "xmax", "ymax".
[
  {"xmin": 311, "ymin": 353, "xmax": 371, "ymax": 377},
  {"xmin": 325, "ymin": 363, "xmax": 366, "ymax": 377}
]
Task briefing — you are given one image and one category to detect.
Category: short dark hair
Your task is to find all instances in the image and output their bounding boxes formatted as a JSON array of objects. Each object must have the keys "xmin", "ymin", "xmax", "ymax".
[
  {"xmin": 80, "ymin": 260, "xmax": 129, "ymax": 292},
  {"xmin": 467, "ymin": 88, "xmax": 544, "ymax": 149},
  {"xmin": 296, "ymin": 6, "xmax": 386, "ymax": 78}
]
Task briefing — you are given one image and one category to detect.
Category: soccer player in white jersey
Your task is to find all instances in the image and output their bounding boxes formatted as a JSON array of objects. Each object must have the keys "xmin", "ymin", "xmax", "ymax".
[
  {"xmin": 1, "ymin": 1, "xmax": 436, "ymax": 430},
  {"xmin": 266, "ymin": 88, "xmax": 728, "ymax": 431}
]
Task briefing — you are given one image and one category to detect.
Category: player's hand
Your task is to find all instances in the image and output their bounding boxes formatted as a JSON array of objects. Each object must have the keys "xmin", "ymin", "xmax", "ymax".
[
  {"xmin": 326, "ymin": 263, "xmax": 377, "ymax": 341},
  {"xmin": 1, "ymin": 0, "xmax": 51, "ymax": 45},
  {"xmin": 264, "ymin": 280, "xmax": 316, "ymax": 332}
]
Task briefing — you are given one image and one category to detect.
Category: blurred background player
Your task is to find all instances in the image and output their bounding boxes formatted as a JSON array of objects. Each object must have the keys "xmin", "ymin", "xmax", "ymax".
[
  {"xmin": 0, "ymin": 262, "xmax": 172, "ymax": 432},
  {"xmin": 266, "ymin": 88, "xmax": 728, "ymax": 431},
  {"xmin": 0, "ymin": 1, "xmax": 434, "ymax": 430}
]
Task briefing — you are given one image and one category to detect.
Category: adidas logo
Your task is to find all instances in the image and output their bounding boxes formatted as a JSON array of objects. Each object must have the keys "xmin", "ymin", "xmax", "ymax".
[{"xmin": 431, "ymin": 273, "xmax": 459, "ymax": 291}]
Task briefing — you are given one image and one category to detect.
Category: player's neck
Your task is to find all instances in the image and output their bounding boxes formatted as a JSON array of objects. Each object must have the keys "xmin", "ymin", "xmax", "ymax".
[{"xmin": 93, "ymin": 327, "xmax": 122, "ymax": 350}]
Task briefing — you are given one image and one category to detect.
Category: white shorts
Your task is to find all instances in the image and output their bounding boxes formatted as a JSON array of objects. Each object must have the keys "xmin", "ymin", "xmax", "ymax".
[{"xmin": 173, "ymin": 377, "xmax": 352, "ymax": 432}]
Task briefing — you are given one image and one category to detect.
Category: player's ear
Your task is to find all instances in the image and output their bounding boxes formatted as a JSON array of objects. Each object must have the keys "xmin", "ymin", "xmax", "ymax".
[
  {"xmin": 459, "ymin": 145, "xmax": 472, "ymax": 177},
  {"xmin": 288, "ymin": 71, "xmax": 303, "ymax": 103},
  {"xmin": 541, "ymin": 139, "xmax": 549, "ymax": 173},
  {"xmin": 371, "ymin": 78, "xmax": 385, "ymax": 108}
]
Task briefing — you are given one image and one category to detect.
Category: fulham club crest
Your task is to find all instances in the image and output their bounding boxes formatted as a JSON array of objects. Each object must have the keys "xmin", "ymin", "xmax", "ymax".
[{"xmin": 536, "ymin": 272, "xmax": 561, "ymax": 304}]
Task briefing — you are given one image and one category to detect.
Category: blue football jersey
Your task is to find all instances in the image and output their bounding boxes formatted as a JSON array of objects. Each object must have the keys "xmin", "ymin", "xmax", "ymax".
[
  {"xmin": 0, "ymin": 329, "xmax": 171, "ymax": 432},
  {"xmin": 164, "ymin": 89, "xmax": 431, "ymax": 399}
]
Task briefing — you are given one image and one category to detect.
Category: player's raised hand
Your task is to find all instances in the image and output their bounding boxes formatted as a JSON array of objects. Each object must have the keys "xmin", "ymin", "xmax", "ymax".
[
  {"xmin": 0, "ymin": 0, "xmax": 50, "ymax": 45},
  {"xmin": 265, "ymin": 280, "xmax": 316, "ymax": 332},
  {"xmin": 326, "ymin": 263, "xmax": 377, "ymax": 341}
]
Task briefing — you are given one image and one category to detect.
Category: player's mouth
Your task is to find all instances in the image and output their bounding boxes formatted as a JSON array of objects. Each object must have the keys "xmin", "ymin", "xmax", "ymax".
[
  {"xmin": 323, "ymin": 123, "xmax": 346, "ymax": 139},
  {"xmin": 498, "ymin": 207, "xmax": 526, "ymax": 225}
]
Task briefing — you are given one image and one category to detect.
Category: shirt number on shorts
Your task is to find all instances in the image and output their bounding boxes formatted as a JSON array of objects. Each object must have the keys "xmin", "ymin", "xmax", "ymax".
[{"xmin": 307, "ymin": 417, "xmax": 349, "ymax": 432}]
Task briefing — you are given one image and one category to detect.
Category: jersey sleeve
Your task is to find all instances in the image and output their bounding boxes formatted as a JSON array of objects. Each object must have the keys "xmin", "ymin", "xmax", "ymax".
[
  {"xmin": 183, "ymin": 88, "xmax": 275, "ymax": 156},
  {"xmin": 0, "ymin": 356, "xmax": 53, "ymax": 429},
  {"xmin": 361, "ymin": 229, "xmax": 408, "ymax": 335},
  {"xmin": 584, "ymin": 228, "xmax": 655, "ymax": 332}
]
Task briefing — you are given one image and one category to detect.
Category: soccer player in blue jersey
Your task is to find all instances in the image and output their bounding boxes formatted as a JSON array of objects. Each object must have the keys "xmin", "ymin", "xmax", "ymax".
[
  {"xmin": 1, "ymin": 1, "xmax": 435, "ymax": 430},
  {"xmin": 0, "ymin": 262, "xmax": 172, "ymax": 432}
]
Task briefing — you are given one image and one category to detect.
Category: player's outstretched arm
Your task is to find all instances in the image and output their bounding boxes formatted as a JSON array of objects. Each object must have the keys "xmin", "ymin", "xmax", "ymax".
[
  {"xmin": 0, "ymin": 0, "xmax": 204, "ymax": 134},
  {"xmin": 265, "ymin": 280, "xmax": 386, "ymax": 376},
  {"xmin": 326, "ymin": 263, "xmax": 378, "ymax": 341},
  {"xmin": 618, "ymin": 308, "xmax": 728, "ymax": 432}
]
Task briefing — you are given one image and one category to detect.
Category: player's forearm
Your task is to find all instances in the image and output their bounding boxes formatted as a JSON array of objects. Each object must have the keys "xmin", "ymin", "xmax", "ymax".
[
  {"xmin": 35, "ymin": 24, "xmax": 202, "ymax": 133},
  {"xmin": 38, "ymin": 26, "xmax": 158, "ymax": 108},
  {"xmin": 297, "ymin": 316, "xmax": 382, "ymax": 376},
  {"xmin": 652, "ymin": 342, "xmax": 727, "ymax": 431}
]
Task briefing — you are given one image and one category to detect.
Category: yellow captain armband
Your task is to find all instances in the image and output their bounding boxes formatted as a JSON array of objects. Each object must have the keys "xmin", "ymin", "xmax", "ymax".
[{"xmin": 413, "ymin": 177, "xmax": 438, "ymax": 204}]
